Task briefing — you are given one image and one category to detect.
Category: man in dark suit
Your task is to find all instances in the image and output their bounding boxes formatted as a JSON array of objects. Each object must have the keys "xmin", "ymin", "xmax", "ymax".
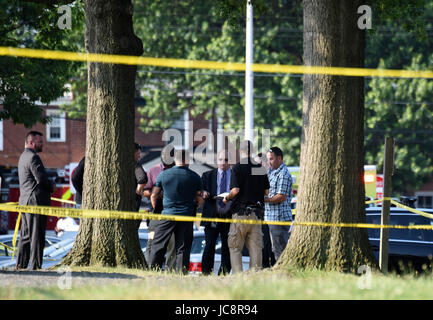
[
  {"xmin": 16, "ymin": 131, "xmax": 56, "ymax": 270},
  {"xmin": 71, "ymin": 156, "xmax": 85, "ymax": 209},
  {"xmin": 201, "ymin": 149, "xmax": 232, "ymax": 275}
]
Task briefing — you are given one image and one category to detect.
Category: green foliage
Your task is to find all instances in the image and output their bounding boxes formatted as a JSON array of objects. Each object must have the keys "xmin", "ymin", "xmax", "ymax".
[
  {"xmin": 51, "ymin": 0, "xmax": 431, "ymax": 193},
  {"xmin": 0, "ymin": 0, "xmax": 83, "ymax": 127},
  {"xmin": 57, "ymin": 0, "xmax": 86, "ymax": 118},
  {"xmin": 216, "ymin": 0, "xmax": 268, "ymax": 28},
  {"xmin": 134, "ymin": 0, "xmax": 303, "ymax": 165},
  {"xmin": 365, "ymin": 1, "xmax": 433, "ymax": 193},
  {"xmin": 370, "ymin": 0, "xmax": 427, "ymax": 38}
]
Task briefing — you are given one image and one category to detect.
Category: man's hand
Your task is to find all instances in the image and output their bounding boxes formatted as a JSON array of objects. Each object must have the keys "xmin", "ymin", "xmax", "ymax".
[
  {"xmin": 223, "ymin": 187, "xmax": 239, "ymax": 204},
  {"xmin": 202, "ymin": 191, "xmax": 210, "ymax": 199}
]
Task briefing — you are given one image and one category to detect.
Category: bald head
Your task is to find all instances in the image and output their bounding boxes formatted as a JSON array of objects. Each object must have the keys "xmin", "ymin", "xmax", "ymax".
[{"xmin": 217, "ymin": 149, "xmax": 232, "ymax": 171}]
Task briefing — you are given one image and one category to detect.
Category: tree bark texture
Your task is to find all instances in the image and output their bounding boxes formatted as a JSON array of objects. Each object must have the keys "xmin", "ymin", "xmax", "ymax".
[
  {"xmin": 63, "ymin": 0, "xmax": 145, "ymax": 268},
  {"xmin": 276, "ymin": 0, "xmax": 378, "ymax": 272}
]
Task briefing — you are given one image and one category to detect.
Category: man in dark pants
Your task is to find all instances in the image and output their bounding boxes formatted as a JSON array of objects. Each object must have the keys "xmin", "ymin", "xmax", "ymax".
[
  {"xmin": 223, "ymin": 140, "xmax": 269, "ymax": 273},
  {"xmin": 149, "ymin": 149, "xmax": 203, "ymax": 273},
  {"xmin": 16, "ymin": 131, "xmax": 56, "ymax": 270},
  {"xmin": 71, "ymin": 156, "xmax": 85, "ymax": 209},
  {"xmin": 142, "ymin": 145, "xmax": 175, "ymax": 267},
  {"xmin": 134, "ymin": 143, "xmax": 148, "ymax": 231},
  {"xmin": 134, "ymin": 143, "xmax": 148, "ymax": 212},
  {"xmin": 201, "ymin": 149, "xmax": 232, "ymax": 275}
]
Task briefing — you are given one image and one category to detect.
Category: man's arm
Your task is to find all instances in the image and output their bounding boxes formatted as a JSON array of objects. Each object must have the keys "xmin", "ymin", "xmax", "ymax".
[
  {"xmin": 136, "ymin": 183, "xmax": 146, "ymax": 196},
  {"xmin": 222, "ymin": 187, "xmax": 239, "ymax": 203},
  {"xmin": 264, "ymin": 193, "xmax": 286, "ymax": 204},
  {"xmin": 142, "ymin": 189, "xmax": 152, "ymax": 198},
  {"xmin": 201, "ymin": 171, "xmax": 212, "ymax": 199},
  {"xmin": 30, "ymin": 154, "xmax": 55, "ymax": 193},
  {"xmin": 72, "ymin": 157, "xmax": 85, "ymax": 195},
  {"xmin": 135, "ymin": 165, "xmax": 148, "ymax": 196},
  {"xmin": 150, "ymin": 186, "xmax": 162, "ymax": 209},
  {"xmin": 264, "ymin": 171, "xmax": 290, "ymax": 204},
  {"xmin": 195, "ymin": 190, "xmax": 203, "ymax": 207}
]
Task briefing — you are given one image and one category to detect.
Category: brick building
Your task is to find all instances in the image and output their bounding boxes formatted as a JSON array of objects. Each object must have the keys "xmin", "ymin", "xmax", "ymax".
[{"xmin": 0, "ymin": 95, "xmax": 219, "ymax": 172}]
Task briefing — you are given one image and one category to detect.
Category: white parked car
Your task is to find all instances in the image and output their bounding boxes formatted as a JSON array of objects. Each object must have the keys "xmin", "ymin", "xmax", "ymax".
[
  {"xmin": 0, "ymin": 234, "xmax": 66, "ymax": 268},
  {"xmin": 188, "ymin": 230, "xmax": 250, "ymax": 274}
]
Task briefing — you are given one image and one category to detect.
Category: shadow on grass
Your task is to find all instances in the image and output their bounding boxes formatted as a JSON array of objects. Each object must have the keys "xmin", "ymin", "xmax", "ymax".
[{"xmin": 0, "ymin": 269, "xmax": 140, "ymax": 280}]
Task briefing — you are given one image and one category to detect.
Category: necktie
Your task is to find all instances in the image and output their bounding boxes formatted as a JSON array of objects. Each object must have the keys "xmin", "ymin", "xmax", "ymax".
[
  {"xmin": 218, "ymin": 170, "xmax": 228, "ymax": 214},
  {"xmin": 220, "ymin": 170, "xmax": 227, "ymax": 193}
]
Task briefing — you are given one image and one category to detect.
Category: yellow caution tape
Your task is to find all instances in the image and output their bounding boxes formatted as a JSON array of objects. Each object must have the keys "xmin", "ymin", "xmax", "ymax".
[
  {"xmin": 2, "ymin": 201, "xmax": 433, "ymax": 231},
  {"xmin": 390, "ymin": 200, "xmax": 433, "ymax": 220},
  {"xmin": 12, "ymin": 211, "xmax": 21, "ymax": 258},
  {"xmin": 51, "ymin": 197, "xmax": 76, "ymax": 205},
  {"xmin": 365, "ymin": 198, "xmax": 391, "ymax": 205},
  {"xmin": 0, "ymin": 242, "xmax": 16, "ymax": 253},
  {"xmin": 1, "ymin": 46, "xmax": 433, "ymax": 78}
]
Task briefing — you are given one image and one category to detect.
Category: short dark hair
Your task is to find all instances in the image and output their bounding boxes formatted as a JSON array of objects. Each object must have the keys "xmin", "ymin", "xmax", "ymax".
[
  {"xmin": 134, "ymin": 143, "xmax": 141, "ymax": 152},
  {"xmin": 25, "ymin": 131, "xmax": 43, "ymax": 144},
  {"xmin": 268, "ymin": 146, "xmax": 283, "ymax": 159},
  {"xmin": 174, "ymin": 149, "xmax": 189, "ymax": 163}
]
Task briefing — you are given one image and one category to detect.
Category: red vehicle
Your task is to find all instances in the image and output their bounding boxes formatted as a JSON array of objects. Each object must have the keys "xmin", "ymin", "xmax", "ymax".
[{"xmin": 8, "ymin": 184, "xmax": 75, "ymax": 230}]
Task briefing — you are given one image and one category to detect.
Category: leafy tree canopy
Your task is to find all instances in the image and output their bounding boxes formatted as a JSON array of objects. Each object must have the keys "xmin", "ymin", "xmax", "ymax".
[
  {"xmin": 0, "ymin": 0, "xmax": 83, "ymax": 127},
  {"xmin": 55, "ymin": 0, "xmax": 432, "ymax": 193}
]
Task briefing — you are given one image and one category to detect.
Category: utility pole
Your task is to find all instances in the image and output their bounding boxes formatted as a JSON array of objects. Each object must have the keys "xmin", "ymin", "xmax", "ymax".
[
  {"xmin": 245, "ymin": 0, "xmax": 254, "ymax": 142},
  {"xmin": 379, "ymin": 137, "xmax": 394, "ymax": 274}
]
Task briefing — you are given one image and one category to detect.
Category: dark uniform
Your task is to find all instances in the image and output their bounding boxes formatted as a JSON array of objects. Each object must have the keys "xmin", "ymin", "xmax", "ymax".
[
  {"xmin": 228, "ymin": 157, "xmax": 269, "ymax": 273},
  {"xmin": 148, "ymin": 165, "xmax": 202, "ymax": 273},
  {"xmin": 71, "ymin": 156, "xmax": 85, "ymax": 208}
]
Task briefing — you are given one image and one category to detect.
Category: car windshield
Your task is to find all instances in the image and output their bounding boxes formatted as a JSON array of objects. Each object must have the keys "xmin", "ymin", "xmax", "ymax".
[{"xmin": 367, "ymin": 214, "xmax": 433, "ymax": 242}]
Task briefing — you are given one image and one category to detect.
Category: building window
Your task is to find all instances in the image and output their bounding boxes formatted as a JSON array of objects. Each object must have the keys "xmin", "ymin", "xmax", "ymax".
[
  {"xmin": 416, "ymin": 192, "xmax": 433, "ymax": 209},
  {"xmin": 46, "ymin": 109, "xmax": 66, "ymax": 142}
]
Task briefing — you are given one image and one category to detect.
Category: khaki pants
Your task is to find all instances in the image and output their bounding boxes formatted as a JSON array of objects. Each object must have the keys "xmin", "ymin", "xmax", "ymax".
[{"xmin": 228, "ymin": 212, "xmax": 263, "ymax": 273}]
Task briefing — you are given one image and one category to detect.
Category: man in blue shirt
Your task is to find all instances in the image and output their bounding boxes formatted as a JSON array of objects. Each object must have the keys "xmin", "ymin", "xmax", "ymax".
[
  {"xmin": 264, "ymin": 147, "xmax": 293, "ymax": 262},
  {"xmin": 148, "ymin": 149, "xmax": 203, "ymax": 273}
]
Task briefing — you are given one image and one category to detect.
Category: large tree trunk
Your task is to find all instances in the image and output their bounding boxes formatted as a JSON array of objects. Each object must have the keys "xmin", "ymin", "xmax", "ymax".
[
  {"xmin": 63, "ymin": 0, "xmax": 145, "ymax": 268},
  {"xmin": 276, "ymin": 0, "xmax": 377, "ymax": 272}
]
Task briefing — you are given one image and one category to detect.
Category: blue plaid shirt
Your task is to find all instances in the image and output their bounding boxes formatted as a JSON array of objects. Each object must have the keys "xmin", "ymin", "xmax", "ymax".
[{"xmin": 264, "ymin": 163, "xmax": 293, "ymax": 221}]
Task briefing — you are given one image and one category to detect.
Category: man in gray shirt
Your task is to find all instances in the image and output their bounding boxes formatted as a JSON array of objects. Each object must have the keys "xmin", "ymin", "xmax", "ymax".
[{"xmin": 16, "ymin": 131, "xmax": 56, "ymax": 270}]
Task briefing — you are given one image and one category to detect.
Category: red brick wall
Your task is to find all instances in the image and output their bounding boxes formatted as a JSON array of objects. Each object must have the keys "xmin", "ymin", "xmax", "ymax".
[
  {"xmin": 0, "ymin": 107, "xmax": 215, "ymax": 169},
  {"xmin": 419, "ymin": 179, "xmax": 433, "ymax": 192}
]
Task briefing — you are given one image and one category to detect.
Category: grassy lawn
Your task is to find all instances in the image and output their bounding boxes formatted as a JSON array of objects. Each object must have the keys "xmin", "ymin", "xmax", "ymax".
[{"xmin": 2, "ymin": 266, "xmax": 433, "ymax": 300}]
